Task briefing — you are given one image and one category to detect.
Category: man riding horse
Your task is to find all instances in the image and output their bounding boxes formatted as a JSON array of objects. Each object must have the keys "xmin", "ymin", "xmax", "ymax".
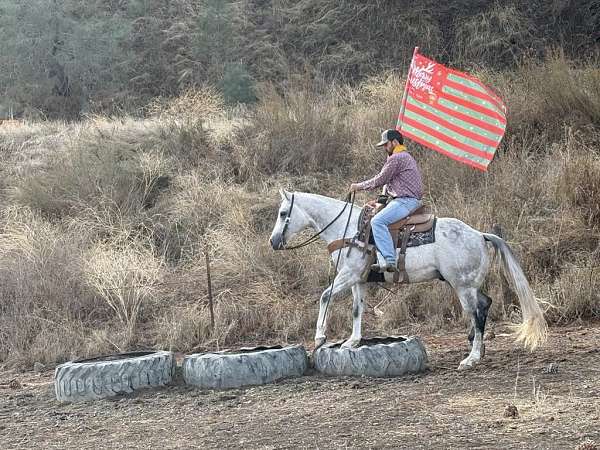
[
  {"xmin": 270, "ymin": 130, "xmax": 547, "ymax": 369},
  {"xmin": 350, "ymin": 129, "xmax": 423, "ymax": 273}
]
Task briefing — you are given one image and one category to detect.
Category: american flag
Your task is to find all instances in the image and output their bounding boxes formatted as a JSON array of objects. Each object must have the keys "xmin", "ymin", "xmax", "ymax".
[{"xmin": 397, "ymin": 48, "xmax": 507, "ymax": 171}]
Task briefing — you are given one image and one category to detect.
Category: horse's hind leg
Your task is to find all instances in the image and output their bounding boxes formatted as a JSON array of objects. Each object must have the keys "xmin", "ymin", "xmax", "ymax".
[
  {"xmin": 457, "ymin": 288, "xmax": 491, "ymax": 370},
  {"xmin": 468, "ymin": 292, "xmax": 492, "ymax": 356}
]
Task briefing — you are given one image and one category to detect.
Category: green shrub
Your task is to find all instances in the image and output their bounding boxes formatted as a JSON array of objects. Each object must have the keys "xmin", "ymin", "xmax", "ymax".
[{"xmin": 220, "ymin": 63, "xmax": 257, "ymax": 105}]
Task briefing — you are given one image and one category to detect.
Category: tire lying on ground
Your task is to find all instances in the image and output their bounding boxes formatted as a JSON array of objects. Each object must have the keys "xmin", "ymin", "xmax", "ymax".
[
  {"xmin": 54, "ymin": 351, "xmax": 175, "ymax": 402},
  {"xmin": 183, "ymin": 345, "xmax": 308, "ymax": 389},
  {"xmin": 313, "ymin": 336, "xmax": 428, "ymax": 377}
]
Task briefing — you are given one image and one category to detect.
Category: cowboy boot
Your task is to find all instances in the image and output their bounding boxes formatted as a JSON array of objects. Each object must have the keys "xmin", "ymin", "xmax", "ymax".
[{"xmin": 370, "ymin": 252, "xmax": 398, "ymax": 273}]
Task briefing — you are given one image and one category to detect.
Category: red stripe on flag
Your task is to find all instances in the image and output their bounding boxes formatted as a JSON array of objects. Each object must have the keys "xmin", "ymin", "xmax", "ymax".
[
  {"xmin": 401, "ymin": 128, "xmax": 488, "ymax": 171},
  {"xmin": 402, "ymin": 116, "xmax": 494, "ymax": 161},
  {"xmin": 404, "ymin": 102, "xmax": 500, "ymax": 148},
  {"xmin": 407, "ymin": 99, "xmax": 505, "ymax": 136},
  {"xmin": 438, "ymin": 90, "xmax": 507, "ymax": 125},
  {"xmin": 444, "ymin": 78, "xmax": 506, "ymax": 114},
  {"xmin": 447, "ymin": 67, "xmax": 506, "ymax": 104},
  {"xmin": 399, "ymin": 103, "xmax": 505, "ymax": 137}
]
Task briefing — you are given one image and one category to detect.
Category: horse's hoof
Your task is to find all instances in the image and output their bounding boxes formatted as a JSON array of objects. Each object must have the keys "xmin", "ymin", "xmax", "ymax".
[
  {"xmin": 341, "ymin": 339, "xmax": 360, "ymax": 349},
  {"xmin": 458, "ymin": 358, "xmax": 479, "ymax": 371},
  {"xmin": 458, "ymin": 361, "xmax": 471, "ymax": 371},
  {"xmin": 314, "ymin": 337, "xmax": 326, "ymax": 350}
]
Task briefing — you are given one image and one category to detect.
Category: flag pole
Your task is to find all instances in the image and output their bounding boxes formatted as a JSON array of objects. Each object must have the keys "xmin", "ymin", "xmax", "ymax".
[{"xmin": 396, "ymin": 46, "xmax": 419, "ymax": 131}]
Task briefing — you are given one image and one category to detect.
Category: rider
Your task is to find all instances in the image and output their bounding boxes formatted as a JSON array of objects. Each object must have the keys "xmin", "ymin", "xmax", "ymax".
[{"xmin": 350, "ymin": 129, "xmax": 423, "ymax": 272}]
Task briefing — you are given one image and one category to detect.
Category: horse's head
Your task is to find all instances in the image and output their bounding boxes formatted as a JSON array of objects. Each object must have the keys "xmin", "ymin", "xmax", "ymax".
[{"xmin": 269, "ymin": 189, "xmax": 311, "ymax": 250}]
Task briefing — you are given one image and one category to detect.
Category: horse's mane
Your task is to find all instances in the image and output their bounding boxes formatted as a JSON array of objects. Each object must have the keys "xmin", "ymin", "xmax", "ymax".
[{"xmin": 294, "ymin": 191, "xmax": 363, "ymax": 212}]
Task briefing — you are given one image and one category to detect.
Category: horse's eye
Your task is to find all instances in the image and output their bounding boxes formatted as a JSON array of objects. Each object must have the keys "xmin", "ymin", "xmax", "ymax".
[{"xmin": 279, "ymin": 211, "xmax": 287, "ymax": 217}]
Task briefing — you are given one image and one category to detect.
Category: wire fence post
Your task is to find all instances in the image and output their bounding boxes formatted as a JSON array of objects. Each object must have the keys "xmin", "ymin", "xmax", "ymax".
[{"xmin": 205, "ymin": 244, "xmax": 215, "ymax": 330}]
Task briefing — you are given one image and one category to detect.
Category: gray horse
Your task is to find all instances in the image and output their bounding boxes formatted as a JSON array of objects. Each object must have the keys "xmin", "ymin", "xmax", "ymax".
[{"xmin": 269, "ymin": 190, "xmax": 547, "ymax": 370}]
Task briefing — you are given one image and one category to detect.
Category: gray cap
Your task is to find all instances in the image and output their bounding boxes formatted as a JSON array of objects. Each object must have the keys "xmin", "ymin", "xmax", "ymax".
[{"xmin": 375, "ymin": 129, "xmax": 403, "ymax": 147}]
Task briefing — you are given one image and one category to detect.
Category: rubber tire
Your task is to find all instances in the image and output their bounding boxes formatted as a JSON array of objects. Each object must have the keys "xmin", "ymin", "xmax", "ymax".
[
  {"xmin": 313, "ymin": 336, "xmax": 428, "ymax": 377},
  {"xmin": 183, "ymin": 344, "xmax": 308, "ymax": 389},
  {"xmin": 54, "ymin": 351, "xmax": 175, "ymax": 402}
]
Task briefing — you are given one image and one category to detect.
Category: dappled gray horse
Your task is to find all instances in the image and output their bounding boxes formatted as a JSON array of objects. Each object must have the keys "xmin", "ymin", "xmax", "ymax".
[{"xmin": 269, "ymin": 190, "xmax": 547, "ymax": 370}]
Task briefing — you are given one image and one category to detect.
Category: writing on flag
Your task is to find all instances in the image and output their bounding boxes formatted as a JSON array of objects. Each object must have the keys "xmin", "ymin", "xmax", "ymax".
[{"xmin": 397, "ymin": 49, "xmax": 507, "ymax": 171}]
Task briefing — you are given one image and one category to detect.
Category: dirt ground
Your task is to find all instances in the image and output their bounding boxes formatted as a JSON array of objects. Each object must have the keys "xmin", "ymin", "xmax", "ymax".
[{"xmin": 1, "ymin": 324, "xmax": 599, "ymax": 450}]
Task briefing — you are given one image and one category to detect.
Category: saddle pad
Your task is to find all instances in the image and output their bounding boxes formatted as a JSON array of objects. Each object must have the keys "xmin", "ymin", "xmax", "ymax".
[
  {"xmin": 366, "ymin": 218, "xmax": 437, "ymax": 283},
  {"xmin": 367, "ymin": 218, "xmax": 436, "ymax": 249}
]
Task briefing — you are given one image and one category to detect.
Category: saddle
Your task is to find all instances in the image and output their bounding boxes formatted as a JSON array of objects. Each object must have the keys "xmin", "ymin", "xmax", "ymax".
[
  {"xmin": 327, "ymin": 203, "xmax": 436, "ymax": 284},
  {"xmin": 383, "ymin": 204, "xmax": 434, "ymax": 240}
]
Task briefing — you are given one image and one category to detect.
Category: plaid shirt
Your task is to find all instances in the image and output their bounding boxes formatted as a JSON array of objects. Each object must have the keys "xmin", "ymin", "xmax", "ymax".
[{"xmin": 356, "ymin": 151, "xmax": 423, "ymax": 199}]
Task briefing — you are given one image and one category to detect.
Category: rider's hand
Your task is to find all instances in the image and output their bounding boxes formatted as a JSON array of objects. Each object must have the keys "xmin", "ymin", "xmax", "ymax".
[
  {"xmin": 349, "ymin": 183, "xmax": 360, "ymax": 193},
  {"xmin": 366, "ymin": 199, "xmax": 377, "ymax": 208}
]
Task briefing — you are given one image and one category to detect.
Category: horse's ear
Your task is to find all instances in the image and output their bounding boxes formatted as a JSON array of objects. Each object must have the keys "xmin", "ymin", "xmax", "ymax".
[{"xmin": 279, "ymin": 188, "xmax": 290, "ymax": 201}]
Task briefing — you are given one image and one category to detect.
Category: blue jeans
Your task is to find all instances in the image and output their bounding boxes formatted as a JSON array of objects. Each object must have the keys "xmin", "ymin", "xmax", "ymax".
[{"xmin": 371, "ymin": 197, "xmax": 422, "ymax": 263}]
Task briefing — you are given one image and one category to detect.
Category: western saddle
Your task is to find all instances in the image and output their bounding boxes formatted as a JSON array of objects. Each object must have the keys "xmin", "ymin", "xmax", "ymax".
[{"xmin": 327, "ymin": 203, "xmax": 435, "ymax": 283}]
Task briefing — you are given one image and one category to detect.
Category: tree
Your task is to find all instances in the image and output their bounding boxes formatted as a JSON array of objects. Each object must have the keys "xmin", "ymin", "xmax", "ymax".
[{"xmin": 0, "ymin": 0, "xmax": 130, "ymax": 118}]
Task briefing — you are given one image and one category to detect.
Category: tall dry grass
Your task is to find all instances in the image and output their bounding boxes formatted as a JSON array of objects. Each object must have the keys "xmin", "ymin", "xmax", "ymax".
[
  {"xmin": 83, "ymin": 237, "xmax": 165, "ymax": 339},
  {"xmin": 0, "ymin": 53, "xmax": 599, "ymax": 368},
  {"xmin": 453, "ymin": 3, "xmax": 538, "ymax": 68},
  {"xmin": 0, "ymin": 206, "xmax": 111, "ymax": 365},
  {"xmin": 234, "ymin": 81, "xmax": 355, "ymax": 180}
]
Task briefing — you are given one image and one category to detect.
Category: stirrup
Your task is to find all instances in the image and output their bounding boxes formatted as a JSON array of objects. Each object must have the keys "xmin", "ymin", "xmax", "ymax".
[{"xmin": 370, "ymin": 262, "xmax": 398, "ymax": 273}]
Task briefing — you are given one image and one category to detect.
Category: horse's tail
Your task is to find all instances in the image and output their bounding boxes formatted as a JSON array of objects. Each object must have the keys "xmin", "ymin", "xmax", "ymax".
[{"xmin": 482, "ymin": 233, "xmax": 548, "ymax": 351}]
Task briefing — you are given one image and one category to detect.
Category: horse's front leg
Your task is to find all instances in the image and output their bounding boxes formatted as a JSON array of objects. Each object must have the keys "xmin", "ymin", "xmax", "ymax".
[
  {"xmin": 341, "ymin": 283, "xmax": 367, "ymax": 349},
  {"xmin": 314, "ymin": 269, "xmax": 357, "ymax": 349}
]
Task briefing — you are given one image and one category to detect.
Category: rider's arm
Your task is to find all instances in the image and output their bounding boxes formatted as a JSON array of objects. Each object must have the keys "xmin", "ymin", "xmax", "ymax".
[{"xmin": 354, "ymin": 157, "xmax": 398, "ymax": 191}]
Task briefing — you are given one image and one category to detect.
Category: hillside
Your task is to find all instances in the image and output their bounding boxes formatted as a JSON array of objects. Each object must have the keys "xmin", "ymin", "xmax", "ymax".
[
  {"xmin": 1, "ymin": 0, "xmax": 599, "ymax": 118},
  {"xmin": 0, "ymin": 1, "xmax": 599, "ymax": 367}
]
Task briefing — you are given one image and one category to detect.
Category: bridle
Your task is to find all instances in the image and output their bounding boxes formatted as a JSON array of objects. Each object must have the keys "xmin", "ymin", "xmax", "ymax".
[
  {"xmin": 279, "ymin": 192, "xmax": 296, "ymax": 247},
  {"xmin": 279, "ymin": 192, "xmax": 355, "ymax": 250}
]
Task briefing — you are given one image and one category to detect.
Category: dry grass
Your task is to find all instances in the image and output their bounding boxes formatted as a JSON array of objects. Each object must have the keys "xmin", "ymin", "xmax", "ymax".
[
  {"xmin": 453, "ymin": 3, "xmax": 538, "ymax": 68},
  {"xmin": 239, "ymin": 0, "xmax": 444, "ymax": 82},
  {"xmin": 146, "ymin": 87, "xmax": 225, "ymax": 121},
  {"xmin": 1, "ymin": 54, "xmax": 599, "ymax": 367},
  {"xmin": 493, "ymin": 52, "xmax": 600, "ymax": 141},
  {"xmin": 555, "ymin": 136, "xmax": 600, "ymax": 229},
  {"xmin": 83, "ymin": 237, "xmax": 165, "ymax": 338},
  {"xmin": 11, "ymin": 117, "xmax": 173, "ymax": 221},
  {"xmin": 0, "ymin": 206, "xmax": 109, "ymax": 365},
  {"xmin": 235, "ymin": 81, "xmax": 354, "ymax": 179}
]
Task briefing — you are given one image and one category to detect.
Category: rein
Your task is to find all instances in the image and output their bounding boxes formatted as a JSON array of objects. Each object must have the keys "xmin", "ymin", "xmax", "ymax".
[
  {"xmin": 320, "ymin": 192, "xmax": 356, "ymax": 330},
  {"xmin": 278, "ymin": 191, "xmax": 356, "ymax": 334},
  {"xmin": 282, "ymin": 192, "xmax": 355, "ymax": 250}
]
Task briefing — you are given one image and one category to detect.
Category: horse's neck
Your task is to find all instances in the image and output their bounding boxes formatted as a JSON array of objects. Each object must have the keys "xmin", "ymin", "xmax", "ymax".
[{"xmin": 296, "ymin": 193, "xmax": 361, "ymax": 244}]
